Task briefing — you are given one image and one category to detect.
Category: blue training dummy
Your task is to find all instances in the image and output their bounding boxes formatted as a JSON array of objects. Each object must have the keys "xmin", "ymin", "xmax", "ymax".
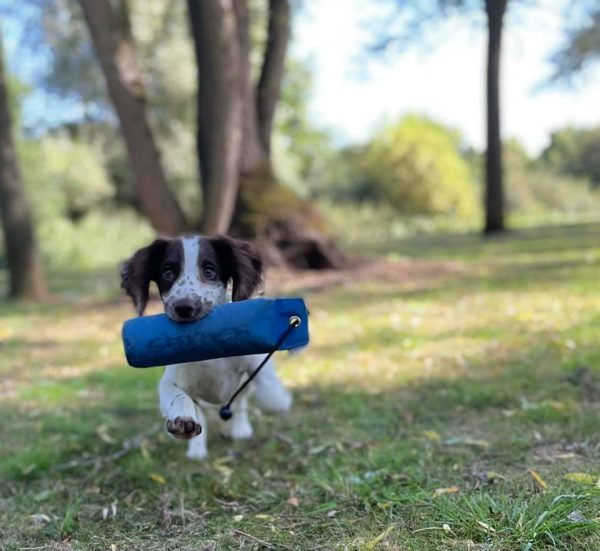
[{"xmin": 122, "ymin": 297, "xmax": 309, "ymax": 368}]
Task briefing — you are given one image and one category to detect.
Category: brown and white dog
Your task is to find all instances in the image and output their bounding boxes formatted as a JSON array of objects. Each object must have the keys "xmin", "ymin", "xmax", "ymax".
[{"xmin": 121, "ymin": 235, "xmax": 292, "ymax": 460}]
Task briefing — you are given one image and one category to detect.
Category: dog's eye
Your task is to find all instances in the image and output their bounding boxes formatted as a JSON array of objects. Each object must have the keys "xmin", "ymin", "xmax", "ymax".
[
  {"xmin": 203, "ymin": 267, "xmax": 216, "ymax": 280},
  {"xmin": 162, "ymin": 269, "xmax": 174, "ymax": 281}
]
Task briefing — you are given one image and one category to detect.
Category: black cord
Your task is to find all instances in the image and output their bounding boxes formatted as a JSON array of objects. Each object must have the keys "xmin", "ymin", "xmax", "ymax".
[{"xmin": 219, "ymin": 317, "xmax": 300, "ymax": 421}]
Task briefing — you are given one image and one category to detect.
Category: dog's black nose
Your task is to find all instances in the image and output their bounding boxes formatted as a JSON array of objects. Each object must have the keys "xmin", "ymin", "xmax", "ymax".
[{"xmin": 174, "ymin": 302, "xmax": 195, "ymax": 320}]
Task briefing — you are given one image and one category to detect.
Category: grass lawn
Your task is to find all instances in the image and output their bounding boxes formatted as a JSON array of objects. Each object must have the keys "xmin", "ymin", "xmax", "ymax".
[{"xmin": 2, "ymin": 222, "xmax": 600, "ymax": 550}]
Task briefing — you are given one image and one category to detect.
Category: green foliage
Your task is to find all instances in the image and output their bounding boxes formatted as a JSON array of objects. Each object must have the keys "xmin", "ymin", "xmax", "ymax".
[
  {"xmin": 34, "ymin": 0, "xmax": 107, "ymax": 108},
  {"xmin": 272, "ymin": 59, "xmax": 340, "ymax": 198},
  {"xmin": 11, "ymin": 134, "xmax": 154, "ymax": 271},
  {"xmin": 541, "ymin": 126, "xmax": 600, "ymax": 186},
  {"xmin": 352, "ymin": 115, "xmax": 479, "ymax": 219},
  {"xmin": 37, "ymin": 210, "xmax": 154, "ymax": 271},
  {"xmin": 502, "ymin": 136, "xmax": 600, "ymax": 218},
  {"xmin": 19, "ymin": 135, "xmax": 113, "ymax": 222},
  {"xmin": 322, "ymin": 202, "xmax": 480, "ymax": 252},
  {"xmin": 507, "ymin": 169, "xmax": 600, "ymax": 219},
  {"xmin": 551, "ymin": 3, "xmax": 600, "ymax": 81}
]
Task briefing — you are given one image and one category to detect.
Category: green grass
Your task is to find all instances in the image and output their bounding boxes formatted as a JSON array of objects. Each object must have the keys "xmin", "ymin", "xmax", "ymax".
[{"xmin": 2, "ymin": 222, "xmax": 600, "ymax": 550}]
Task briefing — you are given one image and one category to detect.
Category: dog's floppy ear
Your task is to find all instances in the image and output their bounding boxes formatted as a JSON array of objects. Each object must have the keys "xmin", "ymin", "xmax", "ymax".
[
  {"xmin": 210, "ymin": 235, "xmax": 263, "ymax": 301},
  {"xmin": 120, "ymin": 239, "xmax": 169, "ymax": 315}
]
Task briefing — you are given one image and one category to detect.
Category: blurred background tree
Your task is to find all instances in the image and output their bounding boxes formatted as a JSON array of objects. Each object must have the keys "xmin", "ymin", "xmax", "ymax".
[
  {"xmin": 541, "ymin": 127, "xmax": 600, "ymax": 186},
  {"xmin": 2, "ymin": 0, "xmax": 600, "ymax": 297},
  {"xmin": 356, "ymin": 116, "xmax": 478, "ymax": 219},
  {"xmin": 551, "ymin": 1, "xmax": 600, "ymax": 82},
  {"xmin": 367, "ymin": 0, "xmax": 509, "ymax": 235},
  {"xmin": 0, "ymin": 24, "xmax": 48, "ymax": 301}
]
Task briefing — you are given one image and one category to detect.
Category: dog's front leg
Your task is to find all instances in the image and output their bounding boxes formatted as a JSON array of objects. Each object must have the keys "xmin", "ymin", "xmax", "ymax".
[
  {"xmin": 159, "ymin": 366, "xmax": 203, "ymax": 441},
  {"xmin": 219, "ymin": 392, "xmax": 253, "ymax": 441}
]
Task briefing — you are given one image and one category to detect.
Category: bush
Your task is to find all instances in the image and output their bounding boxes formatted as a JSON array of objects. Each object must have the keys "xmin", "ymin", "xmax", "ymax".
[
  {"xmin": 541, "ymin": 126, "xmax": 600, "ymax": 186},
  {"xmin": 504, "ymin": 139, "xmax": 600, "ymax": 217},
  {"xmin": 19, "ymin": 135, "xmax": 114, "ymax": 222},
  {"xmin": 36, "ymin": 210, "xmax": 154, "ymax": 271},
  {"xmin": 321, "ymin": 115, "xmax": 479, "ymax": 221},
  {"xmin": 15, "ymin": 135, "xmax": 153, "ymax": 271}
]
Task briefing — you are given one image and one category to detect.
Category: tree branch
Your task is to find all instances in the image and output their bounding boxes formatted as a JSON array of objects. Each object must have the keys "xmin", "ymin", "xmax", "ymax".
[{"xmin": 79, "ymin": 0, "xmax": 188, "ymax": 235}]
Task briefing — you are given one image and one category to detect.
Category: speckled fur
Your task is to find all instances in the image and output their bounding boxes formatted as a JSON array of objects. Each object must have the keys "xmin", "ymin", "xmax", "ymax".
[{"xmin": 122, "ymin": 235, "xmax": 293, "ymax": 460}]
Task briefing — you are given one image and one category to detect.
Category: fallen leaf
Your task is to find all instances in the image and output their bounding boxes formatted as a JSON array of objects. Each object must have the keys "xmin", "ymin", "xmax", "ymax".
[
  {"xmin": 30, "ymin": 514, "xmax": 51, "ymax": 526},
  {"xmin": 471, "ymin": 471, "xmax": 506, "ymax": 486},
  {"xmin": 443, "ymin": 436, "xmax": 490, "ymax": 449},
  {"xmin": 528, "ymin": 469, "xmax": 549, "ymax": 492},
  {"xmin": 148, "ymin": 473, "xmax": 166, "ymax": 485},
  {"xmin": 96, "ymin": 424, "xmax": 116, "ymax": 444},
  {"xmin": 365, "ymin": 525, "xmax": 395, "ymax": 550},
  {"xmin": 21, "ymin": 463, "xmax": 36, "ymax": 476},
  {"xmin": 286, "ymin": 497, "xmax": 300, "ymax": 507},
  {"xmin": 33, "ymin": 490, "xmax": 54, "ymax": 502},
  {"xmin": 422, "ymin": 430, "xmax": 441, "ymax": 443},
  {"xmin": 327, "ymin": 510, "xmax": 337, "ymax": 518},
  {"xmin": 564, "ymin": 472, "xmax": 598, "ymax": 485},
  {"xmin": 433, "ymin": 486, "xmax": 460, "ymax": 497},
  {"xmin": 567, "ymin": 510, "xmax": 586, "ymax": 523},
  {"xmin": 554, "ymin": 453, "xmax": 577, "ymax": 460},
  {"xmin": 475, "ymin": 520, "xmax": 495, "ymax": 533},
  {"xmin": 254, "ymin": 514, "xmax": 272, "ymax": 520},
  {"xmin": 233, "ymin": 514, "xmax": 244, "ymax": 522}
]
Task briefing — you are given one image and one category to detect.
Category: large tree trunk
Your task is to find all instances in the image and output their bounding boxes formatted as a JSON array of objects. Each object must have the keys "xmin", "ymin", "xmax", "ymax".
[
  {"xmin": 79, "ymin": 0, "xmax": 188, "ymax": 236},
  {"xmin": 0, "ymin": 32, "xmax": 48, "ymax": 301},
  {"xmin": 187, "ymin": 0, "xmax": 244, "ymax": 235},
  {"xmin": 232, "ymin": 0, "xmax": 344, "ymax": 269},
  {"xmin": 256, "ymin": 0, "xmax": 290, "ymax": 156},
  {"xmin": 187, "ymin": 0, "xmax": 344, "ymax": 269},
  {"xmin": 483, "ymin": 0, "xmax": 507, "ymax": 235}
]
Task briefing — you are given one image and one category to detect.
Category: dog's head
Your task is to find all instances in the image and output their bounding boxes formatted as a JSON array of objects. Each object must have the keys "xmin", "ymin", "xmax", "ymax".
[{"xmin": 121, "ymin": 235, "xmax": 263, "ymax": 321}]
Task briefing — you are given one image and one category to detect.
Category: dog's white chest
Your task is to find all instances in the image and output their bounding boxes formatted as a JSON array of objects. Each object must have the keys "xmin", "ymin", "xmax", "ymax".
[{"xmin": 164, "ymin": 359, "xmax": 248, "ymax": 405}]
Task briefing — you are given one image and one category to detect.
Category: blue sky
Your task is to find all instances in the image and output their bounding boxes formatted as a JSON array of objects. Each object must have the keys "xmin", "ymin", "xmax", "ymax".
[{"xmin": 293, "ymin": 0, "xmax": 600, "ymax": 155}]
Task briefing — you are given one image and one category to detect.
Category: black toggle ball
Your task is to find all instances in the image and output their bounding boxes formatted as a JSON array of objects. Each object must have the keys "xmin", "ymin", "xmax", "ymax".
[{"xmin": 219, "ymin": 405, "xmax": 233, "ymax": 421}]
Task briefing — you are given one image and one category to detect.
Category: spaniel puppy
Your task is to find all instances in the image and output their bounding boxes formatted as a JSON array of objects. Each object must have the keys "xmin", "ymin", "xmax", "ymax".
[{"xmin": 121, "ymin": 235, "xmax": 292, "ymax": 460}]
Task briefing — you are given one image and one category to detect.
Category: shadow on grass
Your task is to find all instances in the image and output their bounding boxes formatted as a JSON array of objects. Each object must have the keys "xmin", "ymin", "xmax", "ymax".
[
  {"xmin": 365, "ymin": 221, "xmax": 600, "ymax": 260},
  {"xmin": 2, "ymin": 324, "xmax": 600, "ymax": 549}
]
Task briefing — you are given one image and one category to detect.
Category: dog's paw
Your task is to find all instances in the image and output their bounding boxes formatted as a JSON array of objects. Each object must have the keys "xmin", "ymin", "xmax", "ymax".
[
  {"xmin": 230, "ymin": 420, "xmax": 254, "ymax": 441},
  {"xmin": 166, "ymin": 416, "xmax": 202, "ymax": 440},
  {"xmin": 186, "ymin": 447, "xmax": 208, "ymax": 461}
]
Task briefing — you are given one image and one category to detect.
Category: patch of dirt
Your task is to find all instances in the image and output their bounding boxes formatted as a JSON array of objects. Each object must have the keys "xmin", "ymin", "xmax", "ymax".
[
  {"xmin": 265, "ymin": 256, "xmax": 464, "ymax": 294},
  {"xmin": 532, "ymin": 441, "xmax": 598, "ymax": 468}
]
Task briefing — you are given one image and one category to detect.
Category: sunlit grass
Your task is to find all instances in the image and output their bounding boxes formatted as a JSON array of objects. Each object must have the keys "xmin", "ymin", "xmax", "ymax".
[{"xmin": 1, "ymin": 222, "xmax": 600, "ymax": 549}]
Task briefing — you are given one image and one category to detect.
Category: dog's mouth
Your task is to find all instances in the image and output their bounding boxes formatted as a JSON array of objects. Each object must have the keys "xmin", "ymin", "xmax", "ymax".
[{"xmin": 166, "ymin": 305, "xmax": 212, "ymax": 323}]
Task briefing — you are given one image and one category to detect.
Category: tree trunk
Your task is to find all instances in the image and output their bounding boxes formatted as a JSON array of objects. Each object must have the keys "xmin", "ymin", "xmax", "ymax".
[
  {"xmin": 0, "ymin": 31, "xmax": 48, "ymax": 301},
  {"xmin": 79, "ymin": 0, "xmax": 188, "ymax": 236},
  {"xmin": 484, "ymin": 0, "xmax": 507, "ymax": 235},
  {"xmin": 187, "ymin": 0, "xmax": 344, "ymax": 269},
  {"xmin": 233, "ymin": 0, "xmax": 265, "ymax": 174},
  {"xmin": 232, "ymin": 0, "xmax": 343, "ymax": 269},
  {"xmin": 257, "ymin": 0, "xmax": 290, "ymax": 156},
  {"xmin": 187, "ymin": 0, "xmax": 244, "ymax": 235}
]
